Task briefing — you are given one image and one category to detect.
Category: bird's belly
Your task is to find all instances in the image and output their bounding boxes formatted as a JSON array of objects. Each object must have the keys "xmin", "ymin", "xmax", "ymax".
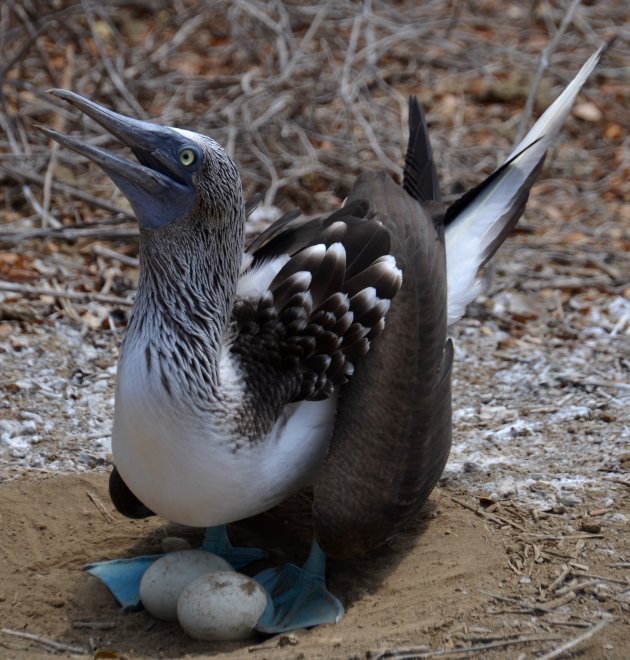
[{"xmin": 111, "ymin": 376, "xmax": 336, "ymax": 527}]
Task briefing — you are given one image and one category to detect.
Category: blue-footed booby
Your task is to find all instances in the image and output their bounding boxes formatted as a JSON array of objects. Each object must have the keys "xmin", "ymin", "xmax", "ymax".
[{"xmin": 41, "ymin": 47, "xmax": 601, "ymax": 632}]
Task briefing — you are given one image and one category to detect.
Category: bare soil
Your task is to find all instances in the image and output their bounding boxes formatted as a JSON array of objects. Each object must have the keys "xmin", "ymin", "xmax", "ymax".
[{"xmin": 1, "ymin": 471, "xmax": 627, "ymax": 659}]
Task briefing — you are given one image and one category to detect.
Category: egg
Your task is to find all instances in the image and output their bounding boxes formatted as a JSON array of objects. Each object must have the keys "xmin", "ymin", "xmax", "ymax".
[
  {"xmin": 177, "ymin": 571, "xmax": 268, "ymax": 641},
  {"xmin": 139, "ymin": 550, "xmax": 233, "ymax": 621}
]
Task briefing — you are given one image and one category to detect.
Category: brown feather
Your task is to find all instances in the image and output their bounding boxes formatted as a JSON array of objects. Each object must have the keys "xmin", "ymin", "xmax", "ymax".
[{"xmin": 313, "ymin": 172, "xmax": 451, "ymax": 558}]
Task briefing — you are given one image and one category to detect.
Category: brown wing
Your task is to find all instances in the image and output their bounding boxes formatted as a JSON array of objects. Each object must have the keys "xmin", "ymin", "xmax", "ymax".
[{"xmin": 313, "ymin": 170, "xmax": 452, "ymax": 558}]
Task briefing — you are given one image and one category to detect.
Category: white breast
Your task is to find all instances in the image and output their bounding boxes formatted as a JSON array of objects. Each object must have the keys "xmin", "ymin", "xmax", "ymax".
[{"xmin": 112, "ymin": 342, "xmax": 336, "ymax": 527}]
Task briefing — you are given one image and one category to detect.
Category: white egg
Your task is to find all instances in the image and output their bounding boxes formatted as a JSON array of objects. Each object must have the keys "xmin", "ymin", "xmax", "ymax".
[
  {"xmin": 139, "ymin": 550, "xmax": 233, "ymax": 621},
  {"xmin": 177, "ymin": 571, "xmax": 268, "ymax": 641}
]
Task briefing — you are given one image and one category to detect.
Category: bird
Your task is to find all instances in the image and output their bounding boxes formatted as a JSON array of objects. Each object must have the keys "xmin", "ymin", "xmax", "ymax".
[{"xmin": 41, "ymin": 47, "xmax": 601, "ymax": 633}]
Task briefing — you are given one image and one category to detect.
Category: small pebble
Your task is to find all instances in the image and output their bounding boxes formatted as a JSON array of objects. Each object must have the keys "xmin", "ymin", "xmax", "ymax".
[
  {"xmin": 556, "ymin": 492, "xmax": 582, "ymax": 507},
  {"xmin": 177, "ymin": 571, "xmax": 268, "ymax": 641},
  {"xmin": 580, "ymin": 518, "xmax": 602, "ymax": 534},
  {"xmin": 92, "ymin": 379, "xmax": 108, "ymax": 392},
  {"xmin": 15, "ymin": 378, "xmax": 34, "ymax": 391},
  {"xmin": 139, "ymin": 550, "xmax": 233, "ymax": 621},
  {"xmin": 0, "ymin": 419, "xmax": 22, "ymax": 439},
  {"xmin": 21, "ymin": 420, "xmax": 38, "ymax": 434},
  {"xmin": 19, "ymin": 411, "xmax": 42, "ymax": 423},
  {"xmin": 277, "ymin": 633, "xmax": 299, "ymax": 647}
]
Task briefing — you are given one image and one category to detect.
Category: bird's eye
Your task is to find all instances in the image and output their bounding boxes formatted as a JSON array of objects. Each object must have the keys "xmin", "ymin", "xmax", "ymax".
[{"xmin": 179, "ymin": 148, "xmax": 197, "ymax": 167}]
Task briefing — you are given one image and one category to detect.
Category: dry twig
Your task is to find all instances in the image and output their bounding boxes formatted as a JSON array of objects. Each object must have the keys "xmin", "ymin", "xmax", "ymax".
[
  {"xmin": 513, "ymin": 0, "xmax": 583, "ymax": 145},
  {"xmin": 86, "ymin": 489, "xmax": 114, "ymax": 523},
  {"xmin": 1, "ymin": 628, "xmax": 87, "ymax": 655},
  {"xmin": 372, "ymin": 634, "xmax": 563, "ymax": 659},
  {"xmin": 450, "ymin": 496, "xmax": 525, "ymax": 532},
  {"xmin": 537, "ymin": 614, "xmax": 613, "ymax": 660},
  {"xmin": 0, "ymin": 281, "xmax": 133, "ymax": 306}
]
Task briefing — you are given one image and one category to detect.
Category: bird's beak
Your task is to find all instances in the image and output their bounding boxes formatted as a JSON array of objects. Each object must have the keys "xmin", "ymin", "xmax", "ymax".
[{"xmin": 39, "ymin": 89, "xmax": 196, "ymax": 228}]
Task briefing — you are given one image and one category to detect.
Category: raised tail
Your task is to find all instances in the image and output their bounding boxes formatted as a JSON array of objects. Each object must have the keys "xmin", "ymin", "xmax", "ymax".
[
  {"xmin": 445, "ymin": 47, "xmax": 603, "ymax": 326},
  {"xmin": 403, "ymin": 97, "xmax": 441, "ymax": 204}
]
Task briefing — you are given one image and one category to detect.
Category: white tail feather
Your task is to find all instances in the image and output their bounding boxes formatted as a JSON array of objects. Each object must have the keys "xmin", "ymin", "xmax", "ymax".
[{"xmin": 446, "ymin": 47, "xmax": 603, "ymax": 326}]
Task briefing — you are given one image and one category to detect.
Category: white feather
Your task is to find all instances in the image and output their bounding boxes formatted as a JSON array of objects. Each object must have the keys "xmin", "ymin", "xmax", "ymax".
[
  {"xmin": 326, "ymin": 241, "xmax": 346, "ymax": 262},
  {"xmin": 446, "ymin": 47, "xmax": 603, "ymax": 326},
  {"xmin": 239, "ymin": 251, "xmax": 254, "ymax": 274},
  {"xmin": 353, "ymin": 286, "xmax": 378, "ymax": 307},
  {"xmin": 114, "ymin": 339, "xmax": 336, "ymax": 527},
  {"xmin": 237, "ymin": 243, "xmax": 334, "ymax": 299},
  {"xmin": 236, "ymin": 255, "xmax": 290, "ymax": 298}
]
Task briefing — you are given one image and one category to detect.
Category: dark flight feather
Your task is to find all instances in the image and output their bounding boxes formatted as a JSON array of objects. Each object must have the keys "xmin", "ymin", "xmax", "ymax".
[
  {"xmin": 245, "ymin": 199, "xmax": 369, "ymax": 265},
  {"xmin": 403, "ymin": 97, "xmax": 441, "ymax": 204},
  {"xmin": 109, "ymin": 466, "xmax": 154, "ymax": 519}
]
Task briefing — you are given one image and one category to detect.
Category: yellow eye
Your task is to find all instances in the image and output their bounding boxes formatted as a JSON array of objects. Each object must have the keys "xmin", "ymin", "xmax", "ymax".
[{"xmin": 179, "ymin": 148, "xmax": 197, "ymax": 167}]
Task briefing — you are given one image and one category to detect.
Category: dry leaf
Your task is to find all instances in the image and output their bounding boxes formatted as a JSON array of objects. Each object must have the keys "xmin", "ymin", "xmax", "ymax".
[
  {"xmin": 604, "ymin": 122, "xmax": 624, "ymax": 140},
  {"xmin": 573, "ymin": 101, "xmax": 602, "ymax": 122}
]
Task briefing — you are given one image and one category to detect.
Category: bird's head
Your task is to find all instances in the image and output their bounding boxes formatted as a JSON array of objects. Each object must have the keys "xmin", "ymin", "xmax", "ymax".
[{"xmin": 40, "ymin": 90, "xmax": 242, "ymax": 230}]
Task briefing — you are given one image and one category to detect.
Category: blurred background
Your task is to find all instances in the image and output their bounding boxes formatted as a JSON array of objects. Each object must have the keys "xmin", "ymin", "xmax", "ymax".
[{"xmin": 2, "ymin": 1, "xmax": 627, "ymax": 241}]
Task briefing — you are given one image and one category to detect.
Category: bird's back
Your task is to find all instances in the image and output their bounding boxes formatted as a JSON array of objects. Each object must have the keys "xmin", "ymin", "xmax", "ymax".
[{"xmin": 313, "ymin": 100, "xmax": 452, "ymax": 558}]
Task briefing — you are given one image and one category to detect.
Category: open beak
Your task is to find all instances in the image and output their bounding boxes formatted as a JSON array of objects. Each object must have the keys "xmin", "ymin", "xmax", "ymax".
[{"xmin": 39, "ymin": 90, "xmax": 195, "ymax": 228}]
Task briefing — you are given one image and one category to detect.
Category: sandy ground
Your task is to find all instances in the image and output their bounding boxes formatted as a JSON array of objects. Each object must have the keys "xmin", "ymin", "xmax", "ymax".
[{"xmin": 0, "ymin": 471, "xmax": 627, "ymax": 660}]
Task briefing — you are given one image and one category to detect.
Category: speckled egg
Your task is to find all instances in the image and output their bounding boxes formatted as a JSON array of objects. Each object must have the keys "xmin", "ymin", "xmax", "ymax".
[
  {"xmin": 139, "ymin": 550, "xmax": 233, "ymax": 621},
  {"xmin": 177, "ymin": 571, "xmax": 268, "ymax": 641}
]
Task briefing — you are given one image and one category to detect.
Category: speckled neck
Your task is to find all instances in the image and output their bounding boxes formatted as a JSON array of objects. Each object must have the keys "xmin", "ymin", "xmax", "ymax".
[{"xmin": 124, "ymin": 204, "xmax": 245, "ymax": 399}]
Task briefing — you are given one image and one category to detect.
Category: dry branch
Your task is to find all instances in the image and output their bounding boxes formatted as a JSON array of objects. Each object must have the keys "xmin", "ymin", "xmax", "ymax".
[
  {"xmin": 513, "ymin": 0, "xmax": 583, "ymax": 145},
  {"xmin": 373, "ymin": 633, "xmax": 563, "ymax": 659},
  {"xmin": 1, "ymin": 628, "xmax": 87, "ymax": 655},
  {"xmin": 537, "ymin": 615, "xmax": 613, "ymax": 660},
  {"xmin": 450, "ymin": 496, "xmax": 525, "ymax": 532},
  {"xmin": 0, "ymin": 281, "xmax": 133, "ymax": 306},
  {"xmin": 0, "ymin": 164, "xmax": 134, "ymax": 219}
]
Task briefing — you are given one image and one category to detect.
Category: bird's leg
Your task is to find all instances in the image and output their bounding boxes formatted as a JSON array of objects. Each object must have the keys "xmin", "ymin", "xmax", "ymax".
[
  {"xmin": 255, "ymin": 538, "xmax": 344, "ymax": 633},
  {"xmin": 200, "ymin": 525, "xmax": 267, "ymax": 568}
]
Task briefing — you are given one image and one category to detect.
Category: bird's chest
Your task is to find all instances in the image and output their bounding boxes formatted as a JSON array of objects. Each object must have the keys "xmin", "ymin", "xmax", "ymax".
[{"xmin": 111, "ymin": 342, "xmax": 336, "ymax": 526}]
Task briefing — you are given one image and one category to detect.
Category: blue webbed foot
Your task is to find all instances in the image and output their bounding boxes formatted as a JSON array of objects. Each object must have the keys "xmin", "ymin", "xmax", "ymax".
[
  {"xmin": 201, "ymin": 525, "xmax": 268, "ymax": 569},
  {"xmin": 85, "ymin": 525, "xmax": 267, "ymax": 610},
  {"xmin": 84, "ymin": 554, "xmax": 163, "ymax": 610},
  {"xmin": 255, "ymin": 539, "xmax": 344, "ymax": 633}
]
